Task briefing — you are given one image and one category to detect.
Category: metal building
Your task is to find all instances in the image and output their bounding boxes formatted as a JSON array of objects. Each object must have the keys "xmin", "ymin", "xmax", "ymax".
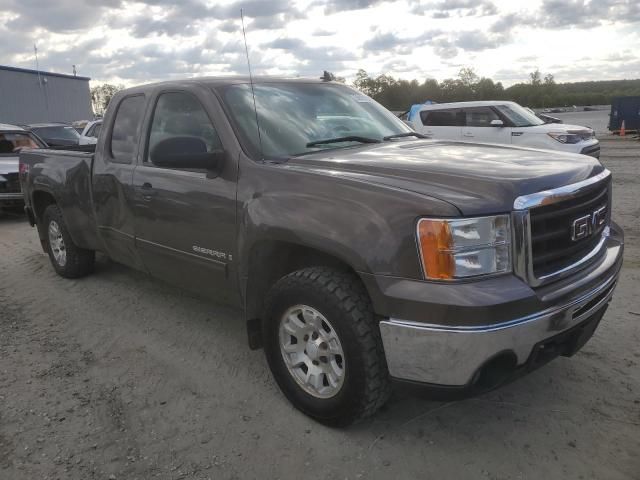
[{"xmin": 0, "ymin": 65, "xmax": 93, "ymax": 125}]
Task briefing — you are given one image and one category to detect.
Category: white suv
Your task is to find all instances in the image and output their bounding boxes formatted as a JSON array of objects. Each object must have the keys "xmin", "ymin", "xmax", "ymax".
[
  {"xmin": 410, "ymin": 101, "xmax": 600, "ymax": 158},
  {"xmin": 78, "ymin": 119, "xmax": 102, "ymax": 145}
]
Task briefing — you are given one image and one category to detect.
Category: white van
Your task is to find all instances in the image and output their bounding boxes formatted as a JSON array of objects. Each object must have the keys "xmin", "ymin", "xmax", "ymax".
[{"xmin": 410, "ymin": 101, "xmax": 600, "ymax": 158}]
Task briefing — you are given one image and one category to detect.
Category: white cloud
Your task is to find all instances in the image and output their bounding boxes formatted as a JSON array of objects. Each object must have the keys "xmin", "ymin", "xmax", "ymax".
[{"xmin": 0, "ymin": 0, "xmax": 638, "ymax": 86}]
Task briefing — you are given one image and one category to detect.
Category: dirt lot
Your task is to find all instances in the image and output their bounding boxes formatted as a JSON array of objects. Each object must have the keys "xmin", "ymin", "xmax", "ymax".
[{"xmin": 1, "ymin": 137, "xmax": 639, "ymax": 480}]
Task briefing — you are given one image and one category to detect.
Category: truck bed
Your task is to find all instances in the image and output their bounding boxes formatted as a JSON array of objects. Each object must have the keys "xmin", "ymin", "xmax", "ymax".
[{"xmin": 20, "ymin": 148, "xmax": 100, "ymax": 251}]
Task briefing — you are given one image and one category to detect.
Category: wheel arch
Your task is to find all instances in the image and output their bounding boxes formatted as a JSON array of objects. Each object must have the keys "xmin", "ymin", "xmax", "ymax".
[
  {"xmin": 243, "ymin": 239, "xmax": 369, "ymax": 350},
  {"xmin": 32, "ymin": 189, "xmax": 59, "ymax": 251}
]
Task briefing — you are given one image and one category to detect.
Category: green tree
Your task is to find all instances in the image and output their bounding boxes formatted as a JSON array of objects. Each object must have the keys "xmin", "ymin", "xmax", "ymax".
[
  {"xmin": 351, "ymin": 69, "xmax": 640, "ymax": 111},
  {"xmin": 91, "ymin": 83, "xmax": 125, "ymax": 116},
  {"xmin": 529, "ymin": 69, "xmax": 542, "ymax": 86},
  {"xmin": 458, "ymin": 67, "xmax": 479, "ymax": 88}
]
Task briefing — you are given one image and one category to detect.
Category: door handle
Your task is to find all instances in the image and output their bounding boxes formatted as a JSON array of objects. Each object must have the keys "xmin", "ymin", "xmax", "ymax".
[
  {"xmin": 137, "ymin": 182, "xmax": 157, "ymax": 200},
  {"xmin": 463, "ymin": 132, "xmax": 474, "ymax": 137}
]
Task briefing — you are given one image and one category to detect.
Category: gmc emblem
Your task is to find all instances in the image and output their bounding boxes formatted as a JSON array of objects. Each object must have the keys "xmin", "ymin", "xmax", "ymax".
[{"xmin": 571, "ymin": 206, "xmax": 607, "ymax": 241}]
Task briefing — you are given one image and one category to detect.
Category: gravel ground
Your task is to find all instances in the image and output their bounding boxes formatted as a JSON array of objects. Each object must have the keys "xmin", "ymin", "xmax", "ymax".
[{"xmin": 1, "ymin": 137, "xmax": 639, "ymax": 480}]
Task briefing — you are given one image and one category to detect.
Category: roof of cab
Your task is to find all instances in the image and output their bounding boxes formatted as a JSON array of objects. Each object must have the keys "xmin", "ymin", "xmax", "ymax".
[
  {"xmin": 116, "ymin": 76, "xmax": 343, "ymax": 94},
  {"xmin": 0, "ymin": 123, "xmax": 26, "ymax": 132}
]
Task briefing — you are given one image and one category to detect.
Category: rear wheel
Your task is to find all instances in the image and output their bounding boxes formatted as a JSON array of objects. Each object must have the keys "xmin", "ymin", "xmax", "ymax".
[
  {"xmin": 263, "ymin": 267, "xmax": 391, "ymax": 426},
  {"xmin": 42, "ymin": 204, "xmax": 95, "ymax": 278}
]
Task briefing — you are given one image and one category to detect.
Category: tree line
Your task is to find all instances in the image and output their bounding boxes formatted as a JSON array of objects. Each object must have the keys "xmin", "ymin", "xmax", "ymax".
[
  {"xmin": 89, "ymin": 68, "xmax": 640, "ymax": 115},
  {"xmin": 352, "ymin": 68, "xmax": 640, "ymax": 111}
]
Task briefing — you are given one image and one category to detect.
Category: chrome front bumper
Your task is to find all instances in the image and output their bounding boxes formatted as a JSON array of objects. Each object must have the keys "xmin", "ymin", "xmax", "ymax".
[{"xmin": 379, "ymin": 267, "xmax": 619, "ymax": 386}]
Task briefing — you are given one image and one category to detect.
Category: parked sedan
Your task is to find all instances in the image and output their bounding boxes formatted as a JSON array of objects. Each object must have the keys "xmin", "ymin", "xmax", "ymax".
[
  {"xmin": 26, "ymin": 123, "xmax": 82, "ymax": 147},
  {"xmin": 0, "ymin": 123, "xmax": 45, "ymax": 211}
]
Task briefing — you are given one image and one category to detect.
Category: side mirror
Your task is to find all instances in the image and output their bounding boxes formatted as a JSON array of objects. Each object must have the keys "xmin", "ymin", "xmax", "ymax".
[
  {"xmin": 150, "ymin": 136, "xmax": 224, "ymax": 171},
  {"xmin": 490, "ymin": 119, "xmax": 504, "ymax": 127}
]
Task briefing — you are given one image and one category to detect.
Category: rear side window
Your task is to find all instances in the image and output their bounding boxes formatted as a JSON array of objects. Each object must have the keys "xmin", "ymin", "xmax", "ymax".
[
  {"xmin": 464, "ymin": 107, "xmax": 500, "ymax": 127},
  {"xmin": 0, "ymin": 132, "xmax": 42, "ymax": 154},
  {"xmin": 32, "ymin": 126, "xmax": 80, "ymax": 142},
  {"xmin": 87, "ymin": 123, "xmax": 101, "ymax": 138},
  {"xmin": 420, "ymin": 109, "xmax": 463, "ymax": 126},
  {"xmin": 110, "ymin": 95, "xmax": 145, "ymax": 163}
]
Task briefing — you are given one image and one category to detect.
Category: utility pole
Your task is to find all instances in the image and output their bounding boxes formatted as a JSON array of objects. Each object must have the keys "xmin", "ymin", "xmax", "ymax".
[{"xmin": 73, "ymin": 64, "xmax": 76, "ymax": 76}]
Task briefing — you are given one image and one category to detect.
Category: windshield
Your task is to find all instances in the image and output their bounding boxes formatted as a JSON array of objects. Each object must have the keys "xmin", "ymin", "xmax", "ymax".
[
  {"xmin": 32, "ymin": 126, "xmax": 81, "ymax": 141},
  {"xmin": 0, "ymin": 132, "xmax": 43, "ymax": 155},
  {"xmin": 220, "ymin": 83, "xmax": 411, "ymax": 159},
  {"xmin": 494, "ymin": 103, "xmax": 545, "ymax": 127}
]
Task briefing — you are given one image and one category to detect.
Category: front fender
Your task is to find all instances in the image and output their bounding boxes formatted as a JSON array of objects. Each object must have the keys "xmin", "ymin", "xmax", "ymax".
[{"xmin": 237, "ymin": 159, "xmax": 461, "ymax": 280}]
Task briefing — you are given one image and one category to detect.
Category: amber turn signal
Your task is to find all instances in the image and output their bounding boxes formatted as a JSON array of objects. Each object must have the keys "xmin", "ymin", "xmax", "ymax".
[
  {"xmin": 417, "ymin": 215, "xmax": 511, "ymax": 280},
  {"xmin": 417, "ymin": 219, "xmax": 455, "ymax": 279}
]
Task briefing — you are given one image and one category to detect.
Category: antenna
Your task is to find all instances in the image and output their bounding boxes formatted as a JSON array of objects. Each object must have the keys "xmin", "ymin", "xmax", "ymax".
[
  {"xmin": 240, "ymin": 9, "xmax": 264, "ymax": 160},
  {"xmin": 34, "ymin": 43, "xmax": 50, "ymax": 118},
  {"xmin": 34, "ymin": 44, "xmax": 42, "ymax": 86}
]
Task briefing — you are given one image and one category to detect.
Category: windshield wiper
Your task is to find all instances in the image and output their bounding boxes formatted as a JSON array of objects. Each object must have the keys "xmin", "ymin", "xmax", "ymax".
[
  {"xmin": 306, "ymin": 136, "xmax": 381, "ymax": 148},
  {"xmin": 383, "ymin": 132, "xmax": 429, "ymax": 141}
]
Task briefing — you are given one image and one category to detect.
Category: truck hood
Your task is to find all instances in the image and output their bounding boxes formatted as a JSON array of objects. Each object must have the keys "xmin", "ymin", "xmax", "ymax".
[
  {"xmin": 285, "ymin": 140, "xmax": 604, "ymax": 215},
  {"xmin": 0, "ymin": 156, "xmax": 19, "ymax": 175}
]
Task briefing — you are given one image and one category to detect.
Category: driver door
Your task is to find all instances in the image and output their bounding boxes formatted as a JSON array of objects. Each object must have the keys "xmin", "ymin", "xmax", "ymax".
[{"xmin": 132, "ymin": 89, "xmax": 237, "ymax": 301}]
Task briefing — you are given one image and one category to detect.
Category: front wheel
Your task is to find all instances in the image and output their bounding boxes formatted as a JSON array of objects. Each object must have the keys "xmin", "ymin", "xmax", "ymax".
[
  {"xmin": 42, "ymin": 204, "xmax": 95, "ymax": 278},
  {"xmin": 263, "ymin": 267, "xmax": 391, "ymax": 426}
]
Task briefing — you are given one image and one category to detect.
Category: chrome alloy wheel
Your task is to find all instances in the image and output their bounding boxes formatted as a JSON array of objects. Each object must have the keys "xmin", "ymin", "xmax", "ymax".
[
  {"xmin": 279, "ymin": 305, "xmax": 346, "ymax": 398},
  {"xmin": 48, "ymin": 220, "xmax": 67, "ymax": 267}
]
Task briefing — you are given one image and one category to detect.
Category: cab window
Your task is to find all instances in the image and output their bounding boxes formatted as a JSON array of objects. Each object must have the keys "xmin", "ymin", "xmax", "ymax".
[
  {"xmin": 110, "ymin": 95, "xmax": 146, "ymax": 163},
  {"xmin": 146, "ymin": 91, "xmax": 221, "ymax": 168}
]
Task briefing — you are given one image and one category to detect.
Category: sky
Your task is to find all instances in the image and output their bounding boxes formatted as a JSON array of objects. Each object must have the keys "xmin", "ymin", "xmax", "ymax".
[{"xmin": 0, "ymin": 0, "xmax": 639, "ymax": 87}]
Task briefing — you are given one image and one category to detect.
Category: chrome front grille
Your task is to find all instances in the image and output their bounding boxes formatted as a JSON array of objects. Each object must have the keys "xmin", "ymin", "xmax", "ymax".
[
  {"xmin": 512, "ymin": 170, "xmax": 611, "ymax": 287},
  {"xmin": 530, "ymin": 180, "xmax": 609, "ymax": 277}
]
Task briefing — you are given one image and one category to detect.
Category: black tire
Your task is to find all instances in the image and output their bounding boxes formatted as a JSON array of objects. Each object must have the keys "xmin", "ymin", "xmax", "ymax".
[
  {"xmin": 42, "ymin": 204, "xmax": 95, "ymax": 278},
  {"xmin": 263, "ymin": 267, "xmax": 391, "ymax": 426}
]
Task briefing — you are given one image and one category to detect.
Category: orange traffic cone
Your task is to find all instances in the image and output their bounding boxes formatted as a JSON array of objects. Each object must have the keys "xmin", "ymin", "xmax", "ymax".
[{"xmin": 620, "ymin": 120, "xmax": 626, "ymax": 137}]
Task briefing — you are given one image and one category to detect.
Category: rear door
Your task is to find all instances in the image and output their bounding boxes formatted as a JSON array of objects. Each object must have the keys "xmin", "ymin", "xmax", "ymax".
[
  {"xmin": 132, "ymin": 88, "xmax": 237, "ymax": 301},
  {"xmin": 92, "ymin": 93, "xmax": 147, "ymax": 270},
  {"xmin": 461, "ymin": 106, "xmax": 512, "ymax": 144},
  {"xmin": 418, "ymin": 108, "xmax": 463, "ymax": 140}
]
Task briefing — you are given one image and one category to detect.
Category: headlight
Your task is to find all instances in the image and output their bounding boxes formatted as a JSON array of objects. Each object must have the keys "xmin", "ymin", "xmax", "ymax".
[
  {"xmin": 547, "ymin": 132, "xmax": 582, "ymax": 144},
  {"xmin": 417, "ymin": 215, "xmax": 511, "ymax": 280}
]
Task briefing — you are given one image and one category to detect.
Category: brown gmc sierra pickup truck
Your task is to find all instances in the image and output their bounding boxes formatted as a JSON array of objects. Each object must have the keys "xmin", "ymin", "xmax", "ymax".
[{"xmin": 19, "ymin": 77, "xmax": 624, "ymax": 425}]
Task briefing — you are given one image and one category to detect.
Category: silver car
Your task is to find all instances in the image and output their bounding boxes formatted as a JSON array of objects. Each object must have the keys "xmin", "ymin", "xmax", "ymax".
[{"xmin": 0, "ymin": 123, "xmax": 45, "ymax": 212}]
